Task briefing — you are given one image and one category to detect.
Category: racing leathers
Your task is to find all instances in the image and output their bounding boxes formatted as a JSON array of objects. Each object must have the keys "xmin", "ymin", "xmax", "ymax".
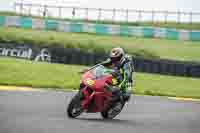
[{"xmin": 100, "ymin": 54, "xmax": 134, "ymax": 101}]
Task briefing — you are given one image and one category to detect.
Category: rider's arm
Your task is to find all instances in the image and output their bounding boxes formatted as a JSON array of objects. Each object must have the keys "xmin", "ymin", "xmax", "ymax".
[
  {"xmin": 80, "ymin": 58, "xmax": 112, "ymax": 73},
  {"xmin": 99, "ymin": 58, "xmax": 112, "ymax": 67}
]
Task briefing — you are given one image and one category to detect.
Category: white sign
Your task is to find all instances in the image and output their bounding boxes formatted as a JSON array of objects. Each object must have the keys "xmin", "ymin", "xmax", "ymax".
[
  {"xmin": 0, "ymin": 47, "xmax": 32, "ymax": 59},
  {"xmin": 0, "ymin": 47, "xmax": 51, "ymax": 62}
]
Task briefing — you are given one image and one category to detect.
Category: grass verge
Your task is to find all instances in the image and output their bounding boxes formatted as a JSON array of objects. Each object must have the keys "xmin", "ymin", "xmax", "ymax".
[
  {"xmin": 1, "ymin": 27, "xmax": 200, "ymax": 62},
  {"xmin": 1, "ymin": 57, "xmax": 200, "ymax": 99}
]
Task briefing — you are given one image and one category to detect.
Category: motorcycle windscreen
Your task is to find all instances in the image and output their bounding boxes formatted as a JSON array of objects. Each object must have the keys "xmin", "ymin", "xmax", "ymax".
[{"xmin": 81, "ymin": 67, "xmax": 113, "ymax": 92}]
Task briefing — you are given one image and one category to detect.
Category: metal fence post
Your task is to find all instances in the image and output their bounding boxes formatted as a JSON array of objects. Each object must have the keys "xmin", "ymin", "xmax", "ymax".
[
  {"xmin": 14, "ymin": 2, "xmax": 17, "ymax": 13},
  {"xmin": 38, "ymin": 5, "xmax": 41, "ymax": 16},
  {"xmin": 20, "ymin": 2, "xmax": 23, "ymax": 15},
  {"xmin": 85, "ymin": 8, "xmax": 88, "ymax": 21},
  {"xmin": 112, "ymin": 9, "xmax": 116, "ymax": 22},
  {"xmin": 164, "ymin": 11, "xmax": 168, "ymax": 24},
  {"xmin": 59, "ymin": 6, "xmax": 62, "ymax": 18},
  {"xmin": 72, "ymin": 7, "xmax": 75, "ymax": 19},
  {"xmin": 28, "ymin": 4, "xmax": 32, "ymax": 16},
  {"xmin": 98, "ymin": 8, "xmax": 102, "ymax": 21},
  {"xmin": 43, "ymin": 5, "xmax": 47, "ymax": 17},
  {"xmin": 138, "ymin": 10, "xmax": 142, "ymax": 22},
  {"xmin": 177, "ymin": 11, "xmax": 181, "ymax": 24},
  {"xmin": 126, "ymin": 9, "xmax": 129, "ymax": 23},
  {"xmin": 152, "ymin": 10, "xmax": 155, "ymax": 23},
  {"xmin": 190, "ymin": 12, "xmax": 193, "ymax": 24}
]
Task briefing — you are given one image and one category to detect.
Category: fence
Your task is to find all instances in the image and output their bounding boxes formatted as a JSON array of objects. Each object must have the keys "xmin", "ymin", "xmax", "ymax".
[{"xmin": 14, "ymin": 2, "xmax": 200, "ymax": 24}]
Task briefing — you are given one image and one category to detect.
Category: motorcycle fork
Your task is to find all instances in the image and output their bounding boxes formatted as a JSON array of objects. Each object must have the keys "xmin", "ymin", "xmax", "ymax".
[{"xmin": 81, "ymin": 86, "xmax": 96, "ymax": 112}]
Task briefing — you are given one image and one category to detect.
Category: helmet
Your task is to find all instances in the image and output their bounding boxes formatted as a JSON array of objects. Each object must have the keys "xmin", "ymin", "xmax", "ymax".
[{"xmin": 110, "ymin": 47, "xmax": 125, "ymax": 63}]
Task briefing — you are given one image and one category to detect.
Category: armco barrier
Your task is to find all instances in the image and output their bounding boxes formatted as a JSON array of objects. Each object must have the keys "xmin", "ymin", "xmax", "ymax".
[
  {"xmin": 0, "ymin": 16, "xmax": 5, "ymax": 26},
  {"xmin": 133, "ymin": 58, "xmax": 195, "ymax": 77},
  {"xmin": 0, "ymin": 15, "xmax": 200, "ymax": 41},
  {"xmin": 1, "ymin": 43, "xmax": 200, "ymax": 78},
  {"xmin": 20, "ymin": 17, "xmax": 32, "ymax": 29}
]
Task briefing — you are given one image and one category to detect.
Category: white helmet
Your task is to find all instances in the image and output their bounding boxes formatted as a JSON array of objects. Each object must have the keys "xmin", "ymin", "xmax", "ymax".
[{"xmin": 110, "ymin": 47, "xmax": 125, "ymax": 63}]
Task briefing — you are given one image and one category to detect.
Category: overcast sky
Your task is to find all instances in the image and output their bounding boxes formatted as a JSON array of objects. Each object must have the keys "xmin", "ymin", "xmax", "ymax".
[{"xmin": 0, "ymin": 0, "xmax": 200, "ymax": 12}]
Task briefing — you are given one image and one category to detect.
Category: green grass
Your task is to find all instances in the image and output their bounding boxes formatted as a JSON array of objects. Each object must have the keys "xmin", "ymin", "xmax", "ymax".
[
  {"xmin": 1, "ymin": 11, "xmax": 200, "ymax": 30},
  {"xmin": 1, "ymin": 27, "xmax": 200, "ymax": 62},
  {"xmin": 0, "ymin": 57, "xmax": 84, "ymax": 89},
  {"xmin": 1, "ymin": 57, "xmax": 200, "ymax": 99}
]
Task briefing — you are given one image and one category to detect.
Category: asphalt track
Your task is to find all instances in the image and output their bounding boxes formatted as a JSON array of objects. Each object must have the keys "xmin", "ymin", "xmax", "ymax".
[{"xmin": 0, "ymin": 90, "xmax": 200, "ymax": 133}]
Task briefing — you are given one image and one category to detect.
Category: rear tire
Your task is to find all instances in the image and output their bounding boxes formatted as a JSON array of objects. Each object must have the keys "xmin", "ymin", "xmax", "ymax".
[
  {"xmin": 101, "ymin": 101, "xmax": 125, "ymax": 119},
  {"xmin": 67, "ymin": 92, "xmax": 83, "ymax": 118}
]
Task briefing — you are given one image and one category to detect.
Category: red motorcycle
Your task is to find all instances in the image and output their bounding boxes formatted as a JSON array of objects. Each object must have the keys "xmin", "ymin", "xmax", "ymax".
[{"xmin": 67, "ymin": 65, "xmax": 126, "ymax": 119}]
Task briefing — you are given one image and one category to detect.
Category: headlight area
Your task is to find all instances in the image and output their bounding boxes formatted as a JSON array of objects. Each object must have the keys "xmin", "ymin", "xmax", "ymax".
[{"xmin": 85, "ymin": 78, "xmax": 95, "ymax": 86}]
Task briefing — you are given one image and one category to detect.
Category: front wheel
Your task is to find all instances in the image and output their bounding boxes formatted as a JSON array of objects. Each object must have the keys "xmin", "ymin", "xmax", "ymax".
[
  {"xmin": 101, "ymin": 101, "xmax": 125, "ymax": 119},
  {"xmin": 67, "ymin": 92, "xmax": 83, "ymax": 118}
]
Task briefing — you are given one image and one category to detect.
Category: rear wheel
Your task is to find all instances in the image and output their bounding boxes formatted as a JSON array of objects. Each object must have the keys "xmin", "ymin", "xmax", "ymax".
[
  {"xmin": 101, "ymin": 101, "xmax": 125, "ymax": 119},
  {"xmin": 67, "ymin": 92, "xmax": 83, "ymax": 118}
]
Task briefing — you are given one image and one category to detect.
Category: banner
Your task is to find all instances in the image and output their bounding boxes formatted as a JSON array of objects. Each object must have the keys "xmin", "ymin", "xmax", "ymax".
[{"xmin": 0, "ymin": 43, "xmax": 51, "ymax": 62}]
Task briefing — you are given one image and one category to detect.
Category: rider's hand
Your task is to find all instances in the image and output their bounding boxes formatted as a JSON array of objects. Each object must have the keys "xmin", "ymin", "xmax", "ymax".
[{"xmin": 111, "ymin": 69, "xmax": 120, "ymax": 77}]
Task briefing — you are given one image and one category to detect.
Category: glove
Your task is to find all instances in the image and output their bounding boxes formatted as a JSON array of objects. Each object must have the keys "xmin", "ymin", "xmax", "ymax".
[{"xmin": 110, "ymin": 69, "xmax": 119, "ymax": 77}]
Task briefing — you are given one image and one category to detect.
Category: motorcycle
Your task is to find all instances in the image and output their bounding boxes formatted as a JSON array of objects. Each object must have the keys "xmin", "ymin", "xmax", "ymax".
[{"xmin": 67, "ymin": 64, "xmax": 127, "ymax": 119}]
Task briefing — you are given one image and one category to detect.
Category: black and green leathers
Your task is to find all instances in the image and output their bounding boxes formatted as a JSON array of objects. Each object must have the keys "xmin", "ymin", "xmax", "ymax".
[{"xmin": 100, "ymin": 54, "xmax": 134, "ymax": 94}]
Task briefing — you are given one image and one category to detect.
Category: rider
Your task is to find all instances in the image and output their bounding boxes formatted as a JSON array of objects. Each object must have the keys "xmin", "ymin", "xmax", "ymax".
[
  {"xmin": 80, "ymin": 47, "xmax": 134, "ymax": 102},
  {"xmin": 100, "ymin": 47, "xmax": 134, "ymax": 102}
]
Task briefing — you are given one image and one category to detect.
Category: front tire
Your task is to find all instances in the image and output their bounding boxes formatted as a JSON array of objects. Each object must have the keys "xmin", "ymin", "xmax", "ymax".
[
  {"xmin": 67, "ymin": 92, "xmax": 83, "ymax": 118},
  {"xmin": 101, "ymin": 101, "xmax": 125, "ymax": 119}
]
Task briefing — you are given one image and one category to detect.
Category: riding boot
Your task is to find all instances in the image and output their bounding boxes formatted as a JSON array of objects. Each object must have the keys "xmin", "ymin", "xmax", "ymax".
[
  {"xmin": 122, "ymin": 93, "xmax": 131, "ymax": 102},
  {"xmin": 111, "ymin": 87, "xmax": 123, "ymax": 103}
]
